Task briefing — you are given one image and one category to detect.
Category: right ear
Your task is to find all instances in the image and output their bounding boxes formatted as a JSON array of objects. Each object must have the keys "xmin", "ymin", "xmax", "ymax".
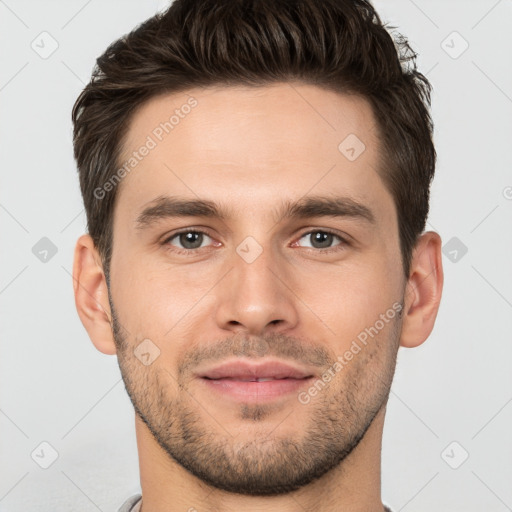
[{"xmin": 72, "ymin": 234, "xmax": 117, "ymax": 355}]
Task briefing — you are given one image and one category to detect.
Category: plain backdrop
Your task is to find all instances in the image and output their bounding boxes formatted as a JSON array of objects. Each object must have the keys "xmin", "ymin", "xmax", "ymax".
[{"xmin": 1, "ymin": 0, "xmax": 511, "ymax": 511}]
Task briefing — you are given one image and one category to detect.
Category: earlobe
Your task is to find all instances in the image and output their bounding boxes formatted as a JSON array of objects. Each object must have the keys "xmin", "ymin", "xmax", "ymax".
[
  {"xmin": 400, "ymin": 231, "xmax": 444, "ymax": 348},
  {"xmin": 72, "ymin": 234, "xmax": 117, "ymax": 355}
]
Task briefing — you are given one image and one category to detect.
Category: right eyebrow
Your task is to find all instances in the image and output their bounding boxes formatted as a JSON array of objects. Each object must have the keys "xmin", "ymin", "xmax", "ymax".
[{"xmin": 135, "ymin": 196, "xmax": 229, "ymax": 230}]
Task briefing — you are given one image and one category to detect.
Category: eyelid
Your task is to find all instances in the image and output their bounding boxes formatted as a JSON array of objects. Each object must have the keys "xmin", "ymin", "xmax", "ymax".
[
  {"xmin": 161, "ymin": 227, "xmax": 352, "ymax": 257},
  {"xmin": 293, "ymin": 228, "xmax": 351, "ymax": 250},
  {"xmin": 161, "ymin": 227, "xmax": 217, "ymax": 249}
]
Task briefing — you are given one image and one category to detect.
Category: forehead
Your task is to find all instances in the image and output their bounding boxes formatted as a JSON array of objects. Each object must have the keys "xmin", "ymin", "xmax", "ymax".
[
  {"xmin": 122, "ymin": 82, "xmax": 379, "ymax": 161},
  {"xmin": 116, "ymin": 83, "xmax": 393, "ymax": 224}
]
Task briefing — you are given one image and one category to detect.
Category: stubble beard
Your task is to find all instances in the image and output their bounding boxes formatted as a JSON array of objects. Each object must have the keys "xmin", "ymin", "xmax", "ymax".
[{"xmin": 110, "ymin": 302, "xmax": 402, "ymax": 496}]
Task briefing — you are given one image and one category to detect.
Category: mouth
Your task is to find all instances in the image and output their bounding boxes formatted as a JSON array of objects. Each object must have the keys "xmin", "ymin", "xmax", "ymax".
[
  {"xmin": 204, "ymin": 376, "xmax": 303, "ymax": 382},
  {"xmin": 197, "ymin": 359, "xmax": 315, "ymax": 402}
]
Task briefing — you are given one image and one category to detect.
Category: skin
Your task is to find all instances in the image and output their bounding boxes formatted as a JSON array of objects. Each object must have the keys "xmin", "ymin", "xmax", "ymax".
[{"xmin": 73, "ymin": 83, "xmax": 443, "ymax": 512}]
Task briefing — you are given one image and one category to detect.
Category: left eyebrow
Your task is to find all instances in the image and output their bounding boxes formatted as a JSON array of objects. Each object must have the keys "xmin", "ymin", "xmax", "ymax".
[
  {"xmin": 278, "ymin": 195, "xmax": 376, "ymax": 225},
  {"xmin": 135, "ymin": 194, "xmax": 376, "ymax": 230}
]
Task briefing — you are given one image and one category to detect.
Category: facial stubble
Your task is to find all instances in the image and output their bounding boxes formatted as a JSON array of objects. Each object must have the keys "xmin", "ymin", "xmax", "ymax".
[{"xmin": 109, "ymin": 299, "xmax": 402, "ymax": 496}]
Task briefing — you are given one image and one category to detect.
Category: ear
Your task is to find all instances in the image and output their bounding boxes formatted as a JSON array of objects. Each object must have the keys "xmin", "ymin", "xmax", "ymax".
[
  {"xmin": 72, "ymin": 234, "xmax": 117, "ymax": 355},
  {"xmin": 400, "ymin": 231, "xmax": 444, "ymax": 348}
]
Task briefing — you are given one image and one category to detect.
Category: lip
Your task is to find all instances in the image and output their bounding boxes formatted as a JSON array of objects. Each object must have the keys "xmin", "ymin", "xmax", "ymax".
[
  {"xmin": 198, "ymin": 359, "xmax": 315, "ymax": 380},
  {"xmin": 196, "ymin": 359, "xmax": 315, "ymax": 402}
]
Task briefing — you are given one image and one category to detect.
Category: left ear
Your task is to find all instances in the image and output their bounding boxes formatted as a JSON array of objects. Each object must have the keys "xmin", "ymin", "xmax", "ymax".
[{"xmin": 400, "ymin": 231, "xmax": 444, "ymax": 348}]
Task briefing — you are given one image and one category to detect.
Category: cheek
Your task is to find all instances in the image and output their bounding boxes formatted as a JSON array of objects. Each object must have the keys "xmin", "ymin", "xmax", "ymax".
[
  {"xmin": 296, "ymin": 258, "xmax": 402, "ymax": 348},
  {"xmin": 111, "ymin": 253, "xmax": 216, "ymax": 344}
]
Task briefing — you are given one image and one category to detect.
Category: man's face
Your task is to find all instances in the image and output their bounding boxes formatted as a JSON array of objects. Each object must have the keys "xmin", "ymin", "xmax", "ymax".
[{"xmin": 108, "ymin": 83, "xmax": 406, "ymax": 495}]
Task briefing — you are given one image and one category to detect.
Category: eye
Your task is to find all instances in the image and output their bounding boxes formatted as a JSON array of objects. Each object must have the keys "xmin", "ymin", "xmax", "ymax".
[
  {"xmin": 161, "ymin": 228, "xmax": 349, "ymax": 255},
  {"xmin": 164, "ymin": 230, "xmax": 214, "ymax": 251},
  {"xmin": 295, "ymin": 230, "xmax": 347, "ymax": 251}
]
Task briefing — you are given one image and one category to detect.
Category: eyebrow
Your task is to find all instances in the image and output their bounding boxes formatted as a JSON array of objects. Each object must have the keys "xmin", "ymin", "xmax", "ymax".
[{"xmin": 135, "ymin": 194, "xmax": 376, "ymax": 230}]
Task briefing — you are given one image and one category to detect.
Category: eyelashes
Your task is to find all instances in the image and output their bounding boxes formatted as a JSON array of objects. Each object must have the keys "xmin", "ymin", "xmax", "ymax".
[{"xmin": 161, "ymin": 228, "xmax": 350, "ymax": 256}]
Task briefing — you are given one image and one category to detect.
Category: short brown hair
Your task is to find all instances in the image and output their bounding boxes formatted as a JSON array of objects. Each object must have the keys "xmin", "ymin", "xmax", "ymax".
[{"xmin": 72, "ymin": 0, "xmax": 435, "ymax": 278}]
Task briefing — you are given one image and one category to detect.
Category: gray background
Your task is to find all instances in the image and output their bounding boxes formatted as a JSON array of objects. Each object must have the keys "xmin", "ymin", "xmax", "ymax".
[{"xmin": 1, "ymin": 0, "xmax": 511, "ymax": 510}]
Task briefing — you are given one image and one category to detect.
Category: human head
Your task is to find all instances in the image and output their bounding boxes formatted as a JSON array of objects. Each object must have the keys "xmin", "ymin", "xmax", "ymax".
[
  {"xmin": 72, "ymin": 0, "xmax": 443, "ymax": 502},
  {"xmin": 72, "ymin": 0, "xmax": 436, "ymax": 281}
]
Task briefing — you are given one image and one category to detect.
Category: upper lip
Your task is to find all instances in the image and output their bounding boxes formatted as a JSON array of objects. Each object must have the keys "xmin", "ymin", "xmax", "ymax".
[{"xmin": 198, "ymin": 359, "xmax": 315, "ymax": 380}]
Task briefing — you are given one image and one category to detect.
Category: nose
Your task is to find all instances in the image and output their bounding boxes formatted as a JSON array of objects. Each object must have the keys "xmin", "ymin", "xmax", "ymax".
[{"xmin": 213, "ymin": 241, "xmax": 299, "ymax": 336}]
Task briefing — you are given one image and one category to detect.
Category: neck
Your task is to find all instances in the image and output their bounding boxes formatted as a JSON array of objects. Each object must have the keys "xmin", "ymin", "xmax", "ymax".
[{"xmin": 134, "ymin": 406, "xmax": 387, "ymax": 512}]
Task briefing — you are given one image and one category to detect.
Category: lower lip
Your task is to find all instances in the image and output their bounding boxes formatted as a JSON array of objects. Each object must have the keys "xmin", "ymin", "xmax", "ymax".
[{"xmin": 200, "ymin": 377, "xmax": 313, "ymax": 402}]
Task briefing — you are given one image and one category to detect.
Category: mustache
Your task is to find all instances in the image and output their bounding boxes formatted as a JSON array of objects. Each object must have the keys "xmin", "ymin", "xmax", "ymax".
[
  {"xmin": 178, "ymin": 332, "xmax": 333, "ymax": 377},
  {"xmin": 109, "ymin": 304, "xmax": 335, "ymax": 373}
]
